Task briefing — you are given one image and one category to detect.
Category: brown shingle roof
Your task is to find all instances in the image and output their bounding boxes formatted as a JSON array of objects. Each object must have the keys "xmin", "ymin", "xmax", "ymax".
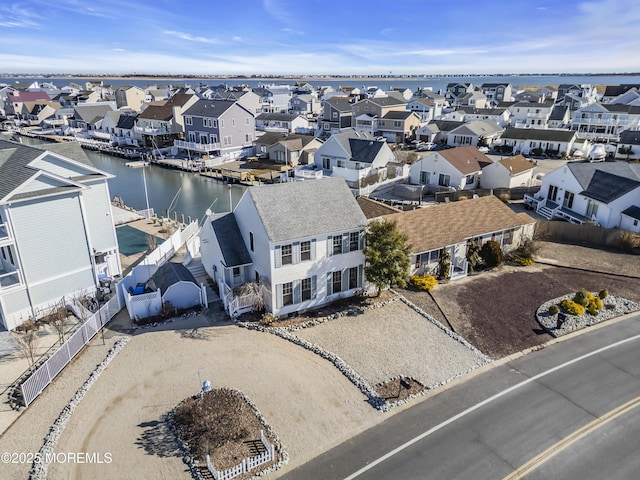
[
  {"xmin": 385, "ymin": 195, "xmax": 536, "ymax": 253},
  {"xmin": 496, "ymin": 154, "xmax": 535, "ymax": 175},
  {"xmin": 357, "ymin": 196, "xmax": 401, "ymax": 219},
  {"xmin": 438, "ymin": 146, "xmax": 490, "ymax": 175}
]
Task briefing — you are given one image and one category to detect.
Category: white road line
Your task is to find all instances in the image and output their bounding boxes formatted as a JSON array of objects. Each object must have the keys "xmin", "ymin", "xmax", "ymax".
[{"xmin": 343, "ymin": 333, "xmax": 640, "ymax": 480}]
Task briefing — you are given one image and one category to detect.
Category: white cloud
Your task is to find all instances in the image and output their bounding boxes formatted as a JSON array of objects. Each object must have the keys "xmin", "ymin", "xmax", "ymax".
[
  {"xmin": 0, "ymin": 4, "xmax": 41, "ymax": 28},
  {"xmin": 163, "ymin": 30, "xmax": 222, "ymax": 44}
]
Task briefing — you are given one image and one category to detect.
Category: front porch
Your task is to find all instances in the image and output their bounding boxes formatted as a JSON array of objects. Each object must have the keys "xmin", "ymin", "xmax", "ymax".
[{"xmin": 524, "ymin": 194, "xmax": 588, "ymax": 224}]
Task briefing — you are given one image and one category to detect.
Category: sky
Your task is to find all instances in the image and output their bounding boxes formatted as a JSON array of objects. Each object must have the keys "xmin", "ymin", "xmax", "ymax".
[{"xmin": 1, "ymin": 0, "xmax": 639, "ymax": 76}]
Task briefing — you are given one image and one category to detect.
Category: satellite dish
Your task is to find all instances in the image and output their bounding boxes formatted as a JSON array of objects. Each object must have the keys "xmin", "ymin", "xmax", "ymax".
[{"xmin": 205, "ymin": 208, "xmax": 212, "ymax": 216}]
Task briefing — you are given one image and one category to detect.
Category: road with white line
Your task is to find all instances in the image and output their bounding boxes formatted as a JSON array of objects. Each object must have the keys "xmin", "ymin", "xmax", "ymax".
[{"xmin": 280, "ymin": 313, "xmax": 640, "ymax": 480}]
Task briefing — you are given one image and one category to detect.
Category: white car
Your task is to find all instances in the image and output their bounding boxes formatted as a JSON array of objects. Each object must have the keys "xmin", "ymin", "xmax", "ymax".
[
  {"xmin": 416, "ymin": 142, "xmax": 435, "ymax": 151},
  {"xmin": 478, "ymin": 146, "xmax": 489, "ymax": 153}
]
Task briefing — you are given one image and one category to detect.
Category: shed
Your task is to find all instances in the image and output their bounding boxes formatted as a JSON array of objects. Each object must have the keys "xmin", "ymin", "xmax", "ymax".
[{"xmin": 150, "ymin": 262, "xmax": 205, "ymax": 310}]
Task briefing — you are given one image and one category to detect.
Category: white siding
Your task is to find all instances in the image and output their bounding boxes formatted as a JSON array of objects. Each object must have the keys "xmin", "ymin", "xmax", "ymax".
[
  {"xmin": 29, "ymin": 269, "xmax": 95, "ymax": 306},
  {"xmin": 30, "ymin": 153, "xmax": 94, "ymax": 178},
  {"xmin": 10, "ymin": 194, "xmax": 92, "ymax": 284},
  {"xmin": 82, "ymin": 180, "xmax": 118, "ymax": 252}
]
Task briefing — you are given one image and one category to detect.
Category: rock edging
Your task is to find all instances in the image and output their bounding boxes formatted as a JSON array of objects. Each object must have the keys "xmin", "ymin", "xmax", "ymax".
[
  {"xmin": 536, "ymin": 293, "xmax": 640, "ymax": 337},
  {"xmin": 29, "ymin": 336, "xmax": 131, "ymax": 480}
]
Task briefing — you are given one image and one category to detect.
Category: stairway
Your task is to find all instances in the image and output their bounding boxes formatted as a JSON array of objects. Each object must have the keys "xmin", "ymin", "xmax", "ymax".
[
  {"xmin": 536, "ymin": 200, "xmax": 558, "ymax": 220},
  {"xmin": 185, "ymin": 254, "xmax": 219, "ymax": 304}
]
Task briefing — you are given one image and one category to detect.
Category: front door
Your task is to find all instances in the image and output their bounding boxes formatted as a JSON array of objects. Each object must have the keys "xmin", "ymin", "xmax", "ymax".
[{"xmin": 548, "ymin": 184, "xmax": 558, "ymax": 202}]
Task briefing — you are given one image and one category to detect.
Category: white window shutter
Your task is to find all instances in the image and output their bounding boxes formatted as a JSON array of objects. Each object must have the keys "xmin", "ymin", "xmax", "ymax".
[
  {"xmin": 327, "ymin": 236, "xmax": 333, "ymax": 257},
  {"xmin": 293, "ymin": 241, "xmax": 301, "ymax": 264}
]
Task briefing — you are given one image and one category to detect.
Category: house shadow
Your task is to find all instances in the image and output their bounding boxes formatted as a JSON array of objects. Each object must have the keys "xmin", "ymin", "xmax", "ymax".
[{"xmin": 135, "ymin": 416, "xmax": 183, "ymax": 458}]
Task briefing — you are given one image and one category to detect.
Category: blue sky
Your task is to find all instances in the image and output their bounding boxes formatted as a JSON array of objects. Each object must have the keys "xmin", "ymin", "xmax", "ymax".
[{"xmin": 1, "ymin": 0, "xmax": 639, "ymax": 75}]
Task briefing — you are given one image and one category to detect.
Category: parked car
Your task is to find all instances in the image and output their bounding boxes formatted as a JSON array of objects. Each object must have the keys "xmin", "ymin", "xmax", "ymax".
[
  {"xmin": 478, "ymin": 146, "xmax": 489, "ymax": 153},
  {"xmin": 416, "ymin": 142, "xmax": 436, "ymax": 151}
]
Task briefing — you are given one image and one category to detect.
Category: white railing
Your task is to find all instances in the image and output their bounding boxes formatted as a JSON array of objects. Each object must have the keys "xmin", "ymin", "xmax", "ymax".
[
  {"xmin": 134, "ymin": 125, "xmax": 170, "ymax": 134},
  {"xmin": 0, "ymin": 222, "xmax": 10, "ymax": 241},
  {"xmin": 20, "ymin": 293, "xmax": 122, "ymax": 407},
  {"xmin": 0, "ymin": 269, "xmax": 21, "ymax": 289},
  {"xmin": 174, "ymin": 139, "xmax": 221, "ymax": 152},
  {"xmin": 206, "ymin": 430, "xmax": 274, "ymax": 480},
  {"xmin": 294, "ymin": 168, "xmax": 323, "ymax": 180}
]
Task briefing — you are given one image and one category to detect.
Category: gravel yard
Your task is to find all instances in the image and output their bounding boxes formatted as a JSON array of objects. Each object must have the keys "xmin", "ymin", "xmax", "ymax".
[{"xmin": 293, "ymin": 298, "xmax": 488, "ymax": 387}]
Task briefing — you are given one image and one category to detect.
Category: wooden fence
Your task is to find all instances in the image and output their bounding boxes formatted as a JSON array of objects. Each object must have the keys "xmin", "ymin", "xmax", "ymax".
[{"xmin": 435, "ymin": 186, "xmax": 540, "ymax": 203}]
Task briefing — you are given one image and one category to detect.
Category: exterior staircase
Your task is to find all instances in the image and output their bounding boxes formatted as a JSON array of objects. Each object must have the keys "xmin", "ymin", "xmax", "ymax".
[
  {"xmin": 536, "ymin": 200, "xmax": 558, "ymax": 220},
  {"xmin": 185, "ymin": 254, "xmax": 219, "ymax": 304}
]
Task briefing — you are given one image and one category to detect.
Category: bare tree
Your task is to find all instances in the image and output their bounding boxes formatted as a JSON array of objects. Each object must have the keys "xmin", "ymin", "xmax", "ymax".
[
  {"xmin": 237, "ymin": 281, "xmax": 267, "ymax": 312},
  {"xmin": 14, "ymin": 329, "xmax": 38, "ymax": 370},
  {"xmin": 50, "ymin": 306, "xmax": 68, "ymax": 345}
]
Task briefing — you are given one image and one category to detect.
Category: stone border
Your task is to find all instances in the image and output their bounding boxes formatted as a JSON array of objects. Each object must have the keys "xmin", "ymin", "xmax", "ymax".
[
  {"xmin": 29, "ymin": 336, "xmax": 131, "ymax": 480},
  {"xmin": 238, "ymin": 293, "xmax": 490, "ymax": 412},
  {"xmin": 134, "ymin": 309, "xmax": 201, "ymax": 330},
  {"xmin": 536, "ymin": 293, "xmax": 640, "ymax": 337},
  {"xmin": 169, "ymin": 388, "xmax": 289, "ymax": 480}
]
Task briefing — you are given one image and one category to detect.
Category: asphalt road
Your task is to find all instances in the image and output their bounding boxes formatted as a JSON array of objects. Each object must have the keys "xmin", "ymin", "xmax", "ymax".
[{"xmin": 280, "ymin": 313, "xmax": 640, "ymax": 480}]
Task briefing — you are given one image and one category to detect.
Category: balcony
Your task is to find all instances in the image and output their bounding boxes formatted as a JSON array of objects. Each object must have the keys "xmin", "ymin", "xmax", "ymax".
[
  {"xmin": 572, "ymin": 117, "xmax": 631, "ymax": 126},
  {"xmin": 174, "ymin": 139, "xmax": 221, "ymax": 152},
  {"xmin": 294, "ymin": 168, "xmax": 323, "ymax": 180},
  {"xmin": 134, "ymin": 125, "xmax": 171, "ymax": 135},
  {"xmin": 0, "ymin": 259, "xmax": 21, "ymax": 290},
  {"xmin": 0, "ymin": 223, "xmax": 12, "ymax": 244}
]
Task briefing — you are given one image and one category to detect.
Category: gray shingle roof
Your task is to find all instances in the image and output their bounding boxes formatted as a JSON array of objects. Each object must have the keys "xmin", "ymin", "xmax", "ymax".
[
  {"xmin": 382, "ymin": 110, "xmax": 413, "ymax": 120},
  {"xmin": 449, "ymin": 120, "xmax": 503, "ymax": 137},
  {"xmin": 256, "ymin": 112, "xmax": 300, "ymax": 121},
  {"xmin": 247, "ymin": 177, "xmax": 367, "ymax": 242},
  {"xmin": 183, "ymin": 99, "xmax": 237, "ymax": 118},
  {"xmin": 210, "ymin": 213, "xmax": 253, "ymax": 267},
  {"xmin": 567, "ymin": 162, "xmax": 640, "ymax": 190},
  {"xmin": 621, "ymin": 206, "xmax": 640, "ymax": 220},
  {"xmin": 501, "ymin": 127, "xmax": 576, "ymax": 142},
  {"xmin": 150, "ymin": 262, "xmax": 197, "ymax": 294},
  {"xmin": 325, "ymin": 96, "xmax": 354, "ymax": 112},
  {"xmin": 620, "ymin": 130, "xmax": 640, "ymax": 145},
  {"xmin": 580, "ymin": 169, "xmax": 640, "ymax": 203},
  {"xmin": 348, "ymin": 138, "xmax": 385, "ymax": 163},
  {"xmin": 549, "ymin": 105, "xmax": 569, "ymax": 121},
  {"xmin": 73, "ymin": 104, "xmax": 114, "ymax": 124}
]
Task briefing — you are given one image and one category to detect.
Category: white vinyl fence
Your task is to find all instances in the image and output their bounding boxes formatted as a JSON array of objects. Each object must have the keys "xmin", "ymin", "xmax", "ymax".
[
  {"xmin": 206, "ymin": 430, "xmax": 275, "ymax": 480},
  {"xmin": 20, "ymin": 293, "xmax": 122, "ymax": 407}
]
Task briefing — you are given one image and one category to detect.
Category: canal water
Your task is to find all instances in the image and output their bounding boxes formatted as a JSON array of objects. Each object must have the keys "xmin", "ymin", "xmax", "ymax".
[{"xmin": 17, "ymin": 136, "xmax": 245, "ymax": 222}]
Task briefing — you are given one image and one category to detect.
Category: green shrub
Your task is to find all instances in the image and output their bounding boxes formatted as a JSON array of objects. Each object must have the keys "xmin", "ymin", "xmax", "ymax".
[
  {"xmin": 409, "ymin": 274, "xmax": 438, "ymax": 291},
  {"xmin": 598, "ymin": 289, "xmax": 608, "ymax": 299},
  {"xmin": 560, "ymin": 299, "xmax": 585, "ymax": 316},
  {"xmin": 466, "ymin": 242, "xmax": 482, "ymax": 273},
  {"xmin": 573, "ymin": 289, "xmax": 594, "ymax": 307},
  {"xmin": 587, "ymin": 305, "xmax": 599, "ymax": 316},
  {"xmin": 437, "ymin": 249, "xmax": 451, "ymax": 280},
  {"xmin": 588, "ymin": 297, "xmax": 604, "ymax": 311},
  {"xmin": 480, "ymin": 240, "xmax": 504, "ymax": 268},
  {"xmin": 548, "ymin": 304, "xmax": 559, "ymax": 315}
]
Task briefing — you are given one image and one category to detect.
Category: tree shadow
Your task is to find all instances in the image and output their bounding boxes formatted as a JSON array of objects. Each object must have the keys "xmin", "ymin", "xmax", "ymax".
[{"xmin": 135, "ymin": 416, "xmax": 182, "ymax": 458}]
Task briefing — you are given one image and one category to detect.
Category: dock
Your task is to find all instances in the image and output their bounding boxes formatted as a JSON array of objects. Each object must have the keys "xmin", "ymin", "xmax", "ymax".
[
  {"xmin": 125, "ymin": 160, "xmax": 149, "ymax": 168},
  {"xmin": 200, "ymin": 158, "xmax": 292, "ymax": 185}
]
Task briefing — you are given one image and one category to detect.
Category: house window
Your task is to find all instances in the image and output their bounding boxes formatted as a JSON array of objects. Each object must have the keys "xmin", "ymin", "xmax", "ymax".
[
  {"xmin": 466, "ymin": 174, "xmax": 475, "ymax": 184},
  {"xmin": 333, "ymin": 235, "xmax": 343, "ymax": 255},
  {"xmin": 220, "ymin": 119, "xmax": 224, "ymax": 128},
  {"xmin": 348, "ymin": 266, "xmax": 358, "ymax": 290},
  {"xmin": 548, "ymin": 185, "xmax": 558, "ymax": 202},
  {"xmin": 503, "ymin": 229, "xmax": 513, "ymax": 246},
  {"xmin": 212, "ymin": 119, "xmax": 218, "ymax": 128},
  {"xmin": 281, "ymin": 244, "xmax": 292, "ymax": 265},
  {"xmin": 245, "ymin": 133, "xmax": 252, "ymax": 143},
  {"xmin": 332, "ymin": 112, "xmax": 338, "ymax": 119},
  {"xmin": 322, "ymin": 157, "xmax": 331, "ymax": 169},
  {"xmin": 245, "ymin": 117, "xmax": 250, "ymax": 126},
  {"xmin": 337, "ymin": 159, "xmax": 345, "ymax": 168},
  {"xmin": 232, "ymin": 118, "xmax": 236, "ymax": 127},
  {"xmin": 301, "ymin": 241, "xmax": 311, "ymax": 261},
  {"xmin": 301, "ymin": 278, "xmax": 312, "ymax": 301},
  {"xmin": 332, "ymin": 271, "xmax": 342, "ymax": 294},
  {"xmin": 349, "ymin": 232, "xmax": 359, "ymax": 252},
  {"xmin": 282, "ymin": 282, "xmax": 293, "ymax": 306},
  {"xmin": 420, "ymin": 171, "xmax": 430, "ymax": 184},
  {"xmin": 233, "ymin": 267, "xmax": 241, "ymax": 278},
  {"xmin": 249, "ymin": 232, "xmax": 254, "ymax": 252},
  {"xmin": 563, "ymin": 191, "xmax": 574, "ymax": 209},
  {"xmin": 438, "ymin": 174, "xmax": 451, "ymax": 187},
  {"xmin": 185, "ymin": 117, "xmax": 192, "ymax": 125},
  {"xmin": 394, "ymin": 120, "xmax": 402, "ymax": 128},
  {"xmin": 586, "ymin": 200, "xmax": 599, "ymax": 218},
  {"xmin": 223, "ymin": 135, "xmax": 232, "ymax": 146}
]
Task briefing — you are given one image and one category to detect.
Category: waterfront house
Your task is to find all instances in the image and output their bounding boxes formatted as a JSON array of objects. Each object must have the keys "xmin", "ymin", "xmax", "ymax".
[
  {"xmin": 179, "ymin": 99, "xmax": 256, "ymax": 160},
  {"xmin": 0, "ymin": 85, "xmax": 17, "ymax": 117},
  {"xmin": 0, "ymin": 139, "xmax": 121, "ymax": 330},
  {"xmin": 255, "ymin": 84, "xmax": 293, "ymax": 113},
  {"xmin": 255, "ymin": 112, "xmax": 310, "ymax": 134},
  {"xmin": 212, "ymin": 88, "xmax": 262, "ymax": 115},
  {"xmin": 200, "ymin": 177, "xmax": 367, "ymax": 317},
  {"xmin": 314, "ymin": 129, "xmax": 402, "ymax": 194},
  {"xmin": 444, "ymin": 83, "xmax": 474, "ymax": 104},
  {"xmin": 5, "ymin": 90, "xmax": 50, "ymax": 117},
  {"xmin": 135, "ymin": 93, "xmax": 198, "ymax": 148},
  {"xmin": 254, "ymin": 132, "xmax": 322, "ymax": 165},
  {"xmin": 409, "ymin": 146, "xmax": 489, "ymax": 192},
  {"xmin": 452, "ymin": 90, "xmax": 488, "ymax": 109},
  {"xmin": 386, "ymin": 195, "xmax": 536, "ymax": 279},
  {"xmin": 12, "ymin": 100, "xmax": 61, "ymax": 127},
  {"xmin": 508, "ymin": 101, "xmax": 554, "ymax": 128},
  {"xmin": 602, "ymin": 84, "xmax": 640, "ymax": 104},
  {"xmin": 480, "ymin": 155, "xmax": 536, "ymax": 189},
  {"xmin": 547, "ymin": 106, "xmax": 571, "ymax": 129},
  {"xmin": 289, "ymin": 94, "xmax": 322, "ymax": 116},
  {"xmin": 524, "ymin": 162, "xmax": 640, "ymax": 231},
  {"xmin": 499, "ymin": 127, "xmax": 578, "ymax": 156},
  {"xmin": 68, "ymin": 104, "xmax": 115, "ymax": 133},
  {"xmin": 352, "ymin": 96, "xmax": 407, "ymax": 126},
  {"xmin": 556, "ymin": 84, "xmax": 598, "ymax": 110},
  {"xmin": 445, "ymin": 120, "xmax": 504, "ymax": 148},
  {"xmin": 99, "ymin": 111, "xmax": 139, "ymax": 145}
]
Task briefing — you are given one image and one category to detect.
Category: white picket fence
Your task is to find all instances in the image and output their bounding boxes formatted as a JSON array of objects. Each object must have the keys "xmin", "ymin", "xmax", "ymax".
[
  {"xmin": 20, "ymin": 293, "xmax": 122, "ymax": 407},
  {"xmin": 206, "ymin": 430, "xmax": 275, "ymax": 480}
]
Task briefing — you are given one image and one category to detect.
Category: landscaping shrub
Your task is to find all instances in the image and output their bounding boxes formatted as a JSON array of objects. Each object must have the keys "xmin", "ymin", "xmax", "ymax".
[
  {"xmin": 515, "ymin": 256, "xmax": 534, "ymax": 266},
  {"xmin": 480, "ymin": 240, "xmax": 504, "ymax": 268},
  {"xmin": 560, "ymin": 299, "xmax": 585, "ymax": 316},
  {"xmin": 548, "ymin": 304, "xmax": 559, "ymax": 315},
  {"xmin": 588, "ymin": 297, "xmax": 604, "ymax": 311},
  {"xmin": 599, "ymin": 289, "xmax": 608, "ymax": 299},
  {"xmin": 409, "ymin": 274, "xmax": 438, "ymax": 291},
  {"xmin": 617, "ymin": 231, "xmax": 640, "ymax": 253},
  {"xmin": 587, "ymin": 305, "xmax": 599, "ymax": 316},
  {"xmin": 466, "ymin": 242, "xmax": 482, "ymax": 273},
  {"xmin": 573, "ymin": 289, "xmax": 594, "ymax": 307},
  {"xmin": 259, "ymin": 312, "xmax": 278, "ymax": 327},
  {"xmin": 437, "ymin": 248, "xmax": 451, "ymax": 280}
]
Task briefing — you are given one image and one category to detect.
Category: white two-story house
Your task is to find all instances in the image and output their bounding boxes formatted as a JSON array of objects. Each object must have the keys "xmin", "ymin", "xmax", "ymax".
[
  {"xmin": 200, "ymin": 178, "xmax": 368, "ymax": 317},
  {"xmin": 0, "ymin": 139, "xmax": 121, "ymax": 330},
  {"xmin": 409, "ymin": 146, "xmax": 489, "ymax": 192}
]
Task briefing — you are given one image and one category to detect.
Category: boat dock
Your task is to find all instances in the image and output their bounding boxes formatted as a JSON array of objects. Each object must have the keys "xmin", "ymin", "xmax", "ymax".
[
  {"xmin": 200, "ymin": 158, "xmax": 292, "ymax": 185},
  {"xmin": 125, "ymin": 160, "xmax": 149, "ymax": 168}
]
